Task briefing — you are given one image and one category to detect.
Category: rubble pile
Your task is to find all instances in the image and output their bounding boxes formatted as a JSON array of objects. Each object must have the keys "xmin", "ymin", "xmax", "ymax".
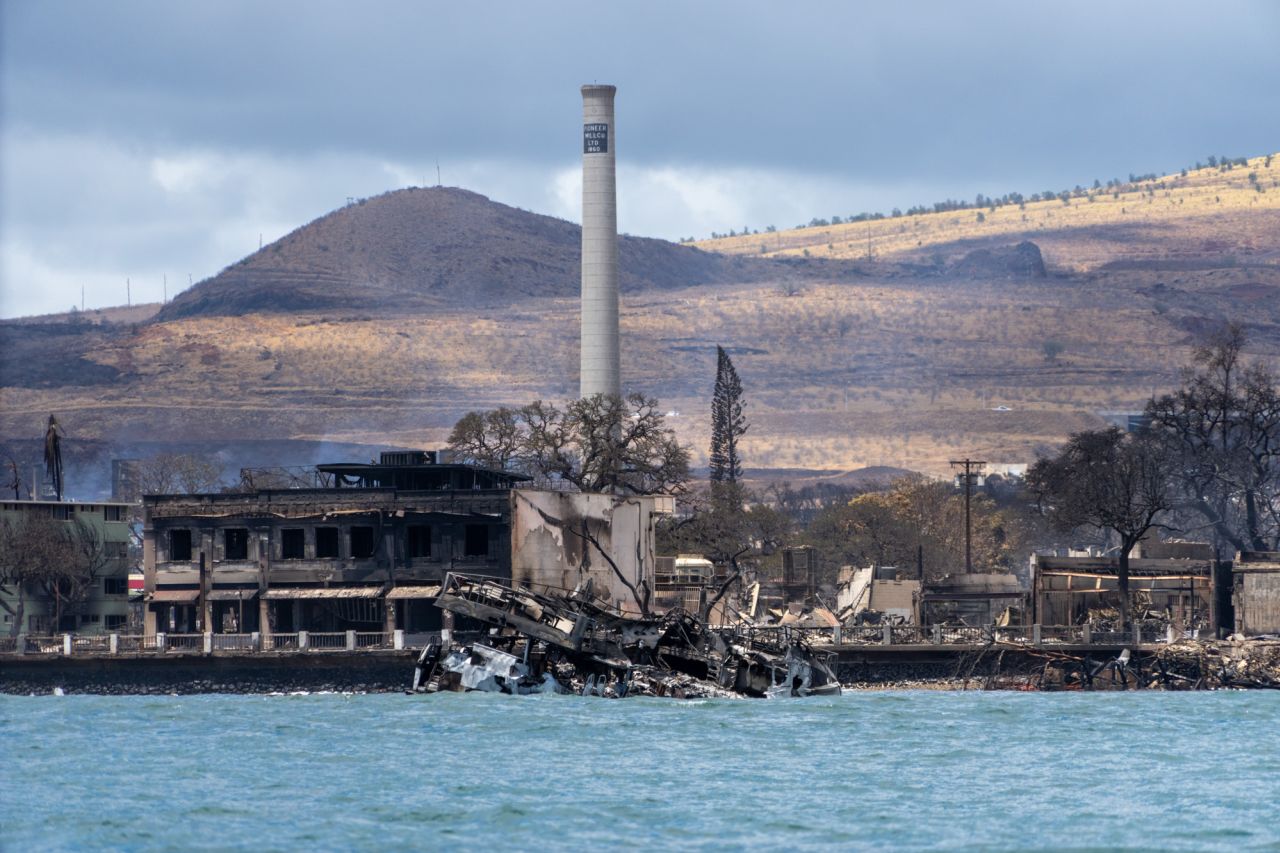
[{"xmin": 411, "ymin": 574, "xmax": 841, "ymax": 699}]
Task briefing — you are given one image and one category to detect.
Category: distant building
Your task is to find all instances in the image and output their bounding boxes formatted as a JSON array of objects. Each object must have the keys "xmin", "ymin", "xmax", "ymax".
[
  {"xmin": 1097, "ymin": 411, "xmax": 1152, "ymax": 433},
  {"xmin": 0, "ymin": 499, "xmax": 134, "ymax": 635},
  {"xmin": 142, "ymin": 452, "xmax": 673, "ymax": 641}
]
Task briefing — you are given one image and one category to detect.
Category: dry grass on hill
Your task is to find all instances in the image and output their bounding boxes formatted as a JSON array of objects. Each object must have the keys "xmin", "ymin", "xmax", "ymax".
[
  {"xmin": 3, "ymin": 155, "xmax": 1279, "ymax": 478},
  {"xmin": 696, "ymin": 155, "xmax": 1280, "ymax": 270}
]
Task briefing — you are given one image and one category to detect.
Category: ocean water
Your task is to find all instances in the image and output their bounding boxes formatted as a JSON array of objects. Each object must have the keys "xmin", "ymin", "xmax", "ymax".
[{"xmin": 1, "ymin": 691, "xmax": 1277, "ymax": 851}]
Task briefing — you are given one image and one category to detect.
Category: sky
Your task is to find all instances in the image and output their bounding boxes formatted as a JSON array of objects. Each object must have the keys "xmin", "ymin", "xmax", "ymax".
[{"xmin": 2, "ymin": 0, "xmax": 1278, "ymax": 318}]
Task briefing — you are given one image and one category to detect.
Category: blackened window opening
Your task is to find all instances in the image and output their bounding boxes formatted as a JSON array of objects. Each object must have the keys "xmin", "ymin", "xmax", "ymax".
[
  {"xmin": 315, "ymin": 526, "xmax": 340, "ymax": 558},
  {"xmin": 407, "ymin": 525, "xmax": 431, "ymax": 558},
  {"xmin": 224, "ymin": 528, "xmax": 249, "ymax": 561},
  {"xmin": 281, "ymin": 529, "xmax": 305, "ymax": 560},
  {"xmin": 169, "ymin": 529, "xmax": 192, "ymax": 562},
  {"xmin": 464, "ymin": 524, "xmax": 489, "ymax": 558},
  {"xmin": 350, "ymin": 526, "xmax": 375, "ymax": 559}
]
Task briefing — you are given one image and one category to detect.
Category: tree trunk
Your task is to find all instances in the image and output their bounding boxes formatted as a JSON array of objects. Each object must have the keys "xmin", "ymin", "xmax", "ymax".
[
  {"xmin": 1244, "ymin": 489, "xmax": 1266, "ymax": 552},
  {"xmin": 1118, "ymin": 541, "xmax": 1132, "ymax": 631},
  {"xmin": 8, "ymin": 590, "xmax": 23, "ymax": 638}
]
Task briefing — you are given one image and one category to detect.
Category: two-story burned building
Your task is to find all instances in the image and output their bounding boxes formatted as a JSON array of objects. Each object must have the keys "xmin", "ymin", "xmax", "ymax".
[{"xmin": 142, "ymin": 452, "xmax": 673, "ymax": 641}]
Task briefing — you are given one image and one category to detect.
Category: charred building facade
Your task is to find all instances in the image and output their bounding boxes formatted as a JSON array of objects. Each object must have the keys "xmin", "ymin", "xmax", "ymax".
[{"xmin": 142, "ymin": 452, "xmax": 672, "ymax": 641}]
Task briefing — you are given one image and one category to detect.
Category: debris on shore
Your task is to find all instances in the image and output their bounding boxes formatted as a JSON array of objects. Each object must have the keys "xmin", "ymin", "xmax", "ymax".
[{"xmin": 411, "ymin": 574, "xmax": 841, "ymax": 699}]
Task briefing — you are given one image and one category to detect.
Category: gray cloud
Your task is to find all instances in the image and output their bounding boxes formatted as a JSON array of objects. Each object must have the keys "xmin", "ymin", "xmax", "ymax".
[{"xmin": 2, "ymin": 0, "xmax": 1278, "ymax": 316}]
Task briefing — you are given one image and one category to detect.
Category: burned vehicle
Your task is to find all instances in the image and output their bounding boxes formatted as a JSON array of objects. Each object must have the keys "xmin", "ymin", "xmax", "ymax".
[{"xmin": 411, "ymin": 574, "xmax": 841, "ymax": 699}]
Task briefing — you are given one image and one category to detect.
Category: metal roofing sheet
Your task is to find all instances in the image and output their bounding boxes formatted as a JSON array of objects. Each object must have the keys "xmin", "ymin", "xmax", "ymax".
[
  {"xmin": 261, "ymin": 586, "xmax": 385, "ymax": 600},
  {"xmin": 385, "ymin": 585, "xmax": 441, "ymax": 600},
  {"xmin": 206, "ymin": 589, "xmax": 260, "ymax": 601},
  {"xmin": 150, "ymin": 588, "xmax": 200, "ymax": 603}
]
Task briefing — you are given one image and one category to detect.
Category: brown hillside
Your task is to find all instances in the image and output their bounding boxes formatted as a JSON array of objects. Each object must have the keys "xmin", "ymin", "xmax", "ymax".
[
  {"xmin": 3, "ymin": 155, "xmax": 1280, "ymax": 491},
  {"xmin": 158, "ymin": 187, "xmax": 862, "ymax": 320}
]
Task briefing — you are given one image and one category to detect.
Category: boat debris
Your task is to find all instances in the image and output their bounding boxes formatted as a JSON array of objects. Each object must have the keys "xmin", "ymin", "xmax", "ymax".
[{"xmin": 411, "ymin": 573, "xmax": 841, "ymax": 699}]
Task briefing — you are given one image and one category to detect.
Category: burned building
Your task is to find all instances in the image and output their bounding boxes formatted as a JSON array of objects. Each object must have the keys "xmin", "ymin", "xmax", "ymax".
[
  {"xmin": 1232, "ymin": 552, "xmax": 1280, "ymax": 636},
  {"xmin": 922, "ymin": 573, "xmax": 1025, "ymax": 626},
  {"xmin": 836, "ymin": 566, "xmax": 921, "ymax": 625},
  {"xmin": 142, "ymin": 452, "xmax": 672, "ymax": 640},
  {"xmin": 1031, "ymin": 553, "xmax": 1215, "ymax": 633}
]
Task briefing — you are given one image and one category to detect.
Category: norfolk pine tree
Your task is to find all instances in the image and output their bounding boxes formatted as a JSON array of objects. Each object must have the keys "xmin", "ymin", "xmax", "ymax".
[{"xmin": 709, "ymin": 346, "xmax": 748, "ymax": 484}]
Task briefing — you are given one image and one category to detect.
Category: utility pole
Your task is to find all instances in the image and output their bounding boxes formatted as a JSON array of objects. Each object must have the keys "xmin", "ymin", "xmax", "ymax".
[
  {"xmin": 126, "ymin": 278, "xmax": 131, "ymax": 306},
  {"xmin": 949, "ymin": 458, "xmax": 986, "ymax": 574}
]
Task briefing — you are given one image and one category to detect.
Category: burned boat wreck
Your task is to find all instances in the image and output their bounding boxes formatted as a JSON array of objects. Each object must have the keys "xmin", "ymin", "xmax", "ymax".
[{"xmin": 411, "ymin": 573, "xmax": 841, "ymax": 698}]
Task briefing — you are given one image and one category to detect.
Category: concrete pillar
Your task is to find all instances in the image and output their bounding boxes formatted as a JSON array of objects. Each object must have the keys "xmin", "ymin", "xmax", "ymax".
[
  {"xmin": 63, "ymin": 633, "xmax": 72, "ymax": 656},
  {"xmin": 1133, "ymin": 624, "xmax": 1142, "ymax": 646},
  {"xmin": 441, "ymin": 610, "xmax": 454, "ymax": 646},
  {"xmin": 931, "ymin": 624, "xmax": 942, "ymax": 645},
  {"xmin": 580, "ymin": 84, "xmax": 620, "ymax": 399},
  {"xmin": 250, "ymin": 631, "xmax": 261, "ymax": 651},
  {"xmin": 1032, "ymin": 624, "xmax": 1042, "ymax": 646},
  {"xmin": 394, "ymin": 629, "xmax": 405, "ymax": 650},
  {"xmin": 258, "ymin": 598, "xmax": 270, "ymax": 643},
  {"xmin": 1082, "ymin": 624, "xmax": 1091, "ymax": 644},
  {"xmin": 142, "ymin": 523, "xmax": 156, "ymax": 635},
  {"xmin": 345, "ymin": 630, "xmax": 356, "ymax": 651},
  {"xmin": 832, "ymin": 625, "xmax": 841, "ymax": 645},
  {"xmin": 298, "ymin": 630, "xmax": 309, "ymax": 650},
  {"xmin": 882, "ymin": 624, "xmax": 892, "ymax": 645},
  {"xmin": 110, "ymin": 633, "xmax": 119, "ymax": 655},
  {"xmin": 203, "ymin": 632, "xmax": 213, "ymax": 654},
  {"xmin": 156, "ymin": 632, "xmax": 166, "ymax": 652}
]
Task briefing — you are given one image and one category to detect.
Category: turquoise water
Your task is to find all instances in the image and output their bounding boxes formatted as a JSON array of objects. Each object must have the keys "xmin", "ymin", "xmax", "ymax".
[{"xmin": 1, "ymin": 691, "xmax": 1277, "ymax": 851}]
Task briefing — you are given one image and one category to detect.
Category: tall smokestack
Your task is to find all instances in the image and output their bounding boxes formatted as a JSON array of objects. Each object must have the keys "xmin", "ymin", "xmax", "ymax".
[{"xmin": 580, "ymin": 84, "xmax": 620, "ymax": 399}]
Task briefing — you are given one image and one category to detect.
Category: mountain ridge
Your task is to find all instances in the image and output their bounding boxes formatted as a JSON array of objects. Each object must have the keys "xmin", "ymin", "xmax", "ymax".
[{"xmin": 157, "ymin": 187, "xmax": 865, "ymax": 321}]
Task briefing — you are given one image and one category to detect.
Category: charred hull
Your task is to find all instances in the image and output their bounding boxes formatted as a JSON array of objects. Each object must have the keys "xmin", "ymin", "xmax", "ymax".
[{"xmin": 411, "ymin": 573, "xmax": 841, "ymax": 699}]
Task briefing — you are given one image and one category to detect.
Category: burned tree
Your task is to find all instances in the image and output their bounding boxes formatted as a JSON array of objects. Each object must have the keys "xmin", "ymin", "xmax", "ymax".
[
  {"xmin": 0, "ymin": 514, "xmax": 110, "ymax": 636},
  {"xmin": 709, "ymin": 346, "xmax": 748, "ymax": 484},
  {"xmin": 1028, "ymin": 427, "xmax": 1176, "ymax": 628},
  {"xmin": 449, "ymin": 394, "xmax": 689, "ymax": 496},
  {"xmin": 128, "ymin": 452, "xmax": 225, "ymax": 498},
  {"xmin": 43, "ymin": 415, "xmax": 63, "ymax": 501},
  {"xmin": 1146, "ymin": 322, "xmax": 1280, "ymax": 552}
]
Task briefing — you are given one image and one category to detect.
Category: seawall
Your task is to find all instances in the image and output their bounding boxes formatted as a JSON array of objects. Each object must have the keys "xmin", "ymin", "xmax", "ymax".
[{"xmin": 1, "ymin": 651, "xmax": 419, "ymax": 695}]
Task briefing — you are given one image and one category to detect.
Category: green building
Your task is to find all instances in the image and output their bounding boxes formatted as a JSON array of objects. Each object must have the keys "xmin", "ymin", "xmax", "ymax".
[{"xmin": 0, "ymin": 500, "xmax": 135, "ymax": 636}]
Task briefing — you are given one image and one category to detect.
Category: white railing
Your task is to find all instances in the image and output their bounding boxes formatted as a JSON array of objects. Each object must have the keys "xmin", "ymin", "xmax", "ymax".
[{"xmin": 0, "ymin": 625, "xmax": 1153, "ymax": 657}]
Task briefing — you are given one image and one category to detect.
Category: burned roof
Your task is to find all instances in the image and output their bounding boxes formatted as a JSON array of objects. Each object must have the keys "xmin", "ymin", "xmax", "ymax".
[{"xmin": 316, "ymin": 462, "xmax": 530, "ymax": 491}]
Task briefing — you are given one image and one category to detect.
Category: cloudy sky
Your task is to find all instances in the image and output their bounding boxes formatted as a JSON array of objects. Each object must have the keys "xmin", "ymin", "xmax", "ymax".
[{"xmin": 2, "ymin": 1, "xmax": 1277, "ymax": 317}]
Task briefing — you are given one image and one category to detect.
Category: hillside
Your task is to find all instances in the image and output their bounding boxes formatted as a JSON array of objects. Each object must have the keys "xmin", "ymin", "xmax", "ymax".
[
  {"xmin": 697, "ymin": 155, "xmax": 1280, "ymax": 272},
  {"xmin": 158, "ymin": 187, "xmax": 860, "ymax": 320},
  {"xmin": 2, "ymin": 154, "xmax": 1279, "ymax": 494}
]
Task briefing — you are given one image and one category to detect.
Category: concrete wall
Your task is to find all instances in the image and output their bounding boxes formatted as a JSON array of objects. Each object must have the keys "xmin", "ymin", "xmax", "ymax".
[
  {"xmin": 509, "ymin": 490, "xmax": 661, "ymax": 615},
  {"xmin": 1235, "ymin": 570, "xmax": 1280, "ymax": 635}
]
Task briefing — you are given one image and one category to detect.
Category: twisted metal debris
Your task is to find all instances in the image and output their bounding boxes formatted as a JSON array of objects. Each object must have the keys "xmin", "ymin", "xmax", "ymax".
[{"xmin": 411, "ymin": 573, "xmax": 840, "ymax": 699}]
